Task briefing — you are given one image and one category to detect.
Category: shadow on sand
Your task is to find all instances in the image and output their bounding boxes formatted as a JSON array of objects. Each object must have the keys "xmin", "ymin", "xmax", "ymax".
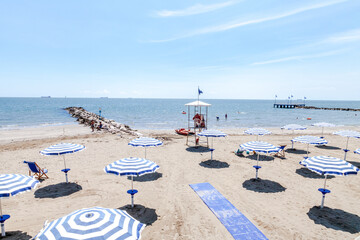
[
  {"xmin": 285, "ymin": 149, "xmax": 308, "ymax": 155},
  {"xmin": 307, "ymin": 206, "xmax": 360, "ymax": 234},
  {"xmin": 185, "ymin": 146, "xmax": 210, "ymax": 153},
  {"xmin": 295, "ymin": 168, "xmax": 334, "ymax": 179},
  {"xmin": 34, "ymin": 182, "xmax": 82, "ymax": 199},
  {"xmin": 127, "ymin": 172, "xmax": 163, "ymax": 182},
  {"xmin": 199, "ymin": 160, "xmax": 229, "ymax": 169},
  {"xmin": 119, "ymin": 204, "xmax": 158, "ymax": 225},
  {"xmin": 246, "ymin": 154, "xmax": 275, "ymax": 161},
  {"xmin": 348, "ymin": 161, "xmax": 360, "ymax": 169},
  {"xmin": 315, "ymin": 145, "xmax": 341, "ymax": 150},
  {"xmin": 0, "ymin": 231, "xmax": 32, "ymax": 240},
  {"xmin": 242, "ymin": 178, "xmax": 286, "ymax": 193}
]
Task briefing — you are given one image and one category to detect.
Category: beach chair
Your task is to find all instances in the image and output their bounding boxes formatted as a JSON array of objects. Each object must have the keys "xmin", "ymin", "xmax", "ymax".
[
  {"xmin": 23, "ymin": 161, "xmax": 49, "ymax": 180},
  {"xmin": 274, "ymin": 145, "xmax": 286, "ymax": 158}
]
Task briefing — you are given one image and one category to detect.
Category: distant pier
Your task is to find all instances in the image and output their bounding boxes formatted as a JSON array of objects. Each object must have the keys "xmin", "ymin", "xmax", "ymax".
[{"xmin": 273, "ymin": 103, "xmax": 305, "ymax": 109}]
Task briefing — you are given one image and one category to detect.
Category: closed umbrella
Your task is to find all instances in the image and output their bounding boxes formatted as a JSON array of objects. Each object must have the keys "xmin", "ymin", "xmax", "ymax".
[
  {"xmin": 40, "ymin": 143, "xmax": 85, "ymax": 183},
  {"xmin": 34, "ymin": 207, "xmax": 145, "ymax": 240},
  {"xmin": 312, "ymin": 122, "xmax": 335, "ymax": 138},
  {"xmin": 244, "ymin": 128, "xmax": 271, "ymax": 140},
  {"xmin": 281, "ymin": 124, "xmax": 307, "ymax": 149},
  {"xmin": 333, "ymin": 130, "xmax": 360, "ymax": 160},
  {"xmin": 291, "ymin": 135, "xmax": 328, "ymax": 157},
  {"xmin": 198, "ymin": 130, "xmax": 227, "ymax": 160},
  {"xmin": 128, "ymin": 137, "xmax": 162, "ymax": 158},
  {"xmin": 0, "ymin": 174, "xmax": 39, "ymax": 236},
  {"xmin": 239, "ymin": 141, "xmax": 280, "ymax": 179},
  {"xmin": 300, "ymin": 156, "xmax": 358, "ymax": 208},
  {"xmin": 105, "ymin": 157, "xmax": 159, "ymax": 208}
]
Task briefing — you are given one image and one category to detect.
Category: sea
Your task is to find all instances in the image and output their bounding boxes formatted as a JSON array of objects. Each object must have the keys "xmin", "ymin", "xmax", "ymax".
[{"xmin": 0, "ymin": 97, "xmax": 359, "ymax": 130}]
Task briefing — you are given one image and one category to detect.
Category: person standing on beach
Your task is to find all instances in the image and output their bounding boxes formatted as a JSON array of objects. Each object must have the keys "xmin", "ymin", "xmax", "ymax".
[{"xmin": 90, "ymin": 120, "xmax": 95, "ymax": 132}]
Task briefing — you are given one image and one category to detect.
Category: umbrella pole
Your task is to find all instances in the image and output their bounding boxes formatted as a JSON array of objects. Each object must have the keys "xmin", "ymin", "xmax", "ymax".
[
  {"xmin": 256, "ymin": 135, "xmax": 259, "ymax": 141},
  {"xmin": 62, "ymin": 155, "xmax": 69, "ymax": 183},
  {"xmin": 144, "ymin": 148, "xmax": 147, "ymax": 159},
  {"xmin": 291, "ymin": 130, "xmax": 294, "ymax": 149},
  {"xmin": 255, "ymin": 153, "xmax": 260, "ymax": 179},
  {"xmin": 211, "ymin": 138, "xmax": 214, "ymax": 160},
  {"xmin": 320, "ymin": 175, "xmax": 328, "ymax": 209},
  {"xmin": 344, "ymin": 137, "xmax": 350, "ymax": 160},
  {"xmin": 321, "ymin": 127, "xmax": 324, "ymax": 138},
  {"xmin": 307, "ymin": 144, "xmax": 309, "ymax": 158},
  {"xmin": 131, "ymin": 176, "xmax": 134, "ymax": 208},
  {"xmin": 0, "ymin": 199, "xmax": 4, "ymax": 237}
]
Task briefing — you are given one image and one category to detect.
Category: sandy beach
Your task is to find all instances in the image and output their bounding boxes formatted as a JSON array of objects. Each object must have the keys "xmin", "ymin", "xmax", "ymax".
[{"xmin": 1, "ymin": 124, "xmax": 360, "ymax": 239}]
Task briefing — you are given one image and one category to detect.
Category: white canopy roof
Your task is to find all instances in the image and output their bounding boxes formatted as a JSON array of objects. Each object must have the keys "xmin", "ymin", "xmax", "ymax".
[{"xmin": 185, "ymin": 100, "xmax": 211, "ymax": 107}]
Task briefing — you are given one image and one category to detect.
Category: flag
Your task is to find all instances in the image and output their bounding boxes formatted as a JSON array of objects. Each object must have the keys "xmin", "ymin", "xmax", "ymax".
[
  {"xmin": 198, "ymin": 87, "xmax": 203, "ymax": 95},
  {"xmin": 304, "ymin": 96, "xmax": 307, "ymax": 99},
  {"xmin": 275, "ymin": 95, "xmax": 277, "ymax": 98},
  {"xmin": 291, "ymin": 95, "xmax": 293, "ymax": 97},
  {"xmin": 288, "ymin": 97, "xmax": 290, "ymax": 99}
]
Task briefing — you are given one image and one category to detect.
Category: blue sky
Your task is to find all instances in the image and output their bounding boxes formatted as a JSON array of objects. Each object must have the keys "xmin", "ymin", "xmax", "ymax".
[{"xmin": 0, "ymin": 0, "xmax": 359, "ymax": 100}]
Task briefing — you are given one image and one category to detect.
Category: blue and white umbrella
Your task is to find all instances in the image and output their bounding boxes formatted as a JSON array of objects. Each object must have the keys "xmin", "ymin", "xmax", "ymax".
[
  {"xmin": 291, "ymin": 135, "xmax": 328, "ymax": 157},
  {"xmin": 333, "ymin": 130, "xmax": 360, "ymax": 160},
  {"xmin": 198, "ymin": 130, "xmax": 227, "ymax": 160},
  {"xmin": 244, "ymin": 128, "xmax": 271, "ymax": 140},
  {"xmin": 312, "ymin": 122, "xmax": 335, "ymax": 138},
  {"xmin": 281, "ymin": 124, "xmax": 307, "ymax": 149},
  {"xmin": 239, "ymin": 141, "xmax": 280, "ymax": 179},
  {"xmin": 40, "ymin": 143, "xmax": 85, "ymax": 183},
  {"xmin": 0, "ymin": 174, "xmax": 39, "ymax": 236},
  {"xmin": 128, "ymin": 137, "xmax": 162, "ymax": 158},
  {"xmin": 105, "ymin": 157, "xmax": 159, "ymax": 207},
  {"xmin": 34, "ymin": 207, "xmax": 145, "ymax": 240},
  {"xmin": 354, "ymin": 148, "xmax": 360, "ymax": 155},
  {"xmin": 300, "ymin": 156, "xmax": 358, "ymax": 208}
]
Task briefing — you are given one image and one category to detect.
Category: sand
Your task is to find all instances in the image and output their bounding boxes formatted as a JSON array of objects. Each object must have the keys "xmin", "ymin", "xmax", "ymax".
[{"xmin": 1, "ymin": 124, "xmax": 360, "ymax": 239}]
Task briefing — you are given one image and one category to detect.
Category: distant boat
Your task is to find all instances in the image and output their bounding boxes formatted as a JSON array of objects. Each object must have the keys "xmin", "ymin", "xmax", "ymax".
[
  {"xmin": 41, "ymin": 96, "xmax": 51, "ymax": 98},
  {"xmin": 100, "ymin": 97, "xmax": 109, "ymax": 99}
]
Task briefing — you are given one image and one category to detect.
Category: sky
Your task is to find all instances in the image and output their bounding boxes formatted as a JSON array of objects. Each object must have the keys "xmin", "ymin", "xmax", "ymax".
[{"xmin": 0, "ymin": 0, "xmax": 359, "ymax": 100}]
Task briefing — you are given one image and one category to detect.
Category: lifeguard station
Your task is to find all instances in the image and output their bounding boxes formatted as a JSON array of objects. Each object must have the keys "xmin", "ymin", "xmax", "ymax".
[{"xmin": 185, "ymin": 100, "xmax": 211, "ymax": 146}]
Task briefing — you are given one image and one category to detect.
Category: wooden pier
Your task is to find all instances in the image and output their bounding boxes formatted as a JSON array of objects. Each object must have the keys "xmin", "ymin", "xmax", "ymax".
[{"xmin": 273, "ymin": 103, "xmax": 305, "ymax": 109}]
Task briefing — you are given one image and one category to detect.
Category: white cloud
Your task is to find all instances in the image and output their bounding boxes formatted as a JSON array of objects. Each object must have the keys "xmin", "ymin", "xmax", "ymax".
[
  {"xmin": 252, "ymin": 50, "xmax": 344, "ymax": 65},
  {"xmin": 324, "ymin": 29, "xmax": 360, "ymax": 44},
  {"xmin": 151, "ymin": 0, "xmax": 348, "ymax": 42},
  {"xmin": 155, "ymin": 1, "xmax": 236, "ymax": 17}
]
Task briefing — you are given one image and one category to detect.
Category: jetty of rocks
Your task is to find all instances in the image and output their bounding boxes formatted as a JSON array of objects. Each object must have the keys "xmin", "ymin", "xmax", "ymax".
[
  {"xmin": 64, "ymin": 107, "xmax": 141, "ymax": 136},
  {"xmin": 296, "ymin": 106, "xmax": 360, "ymax": 111}
]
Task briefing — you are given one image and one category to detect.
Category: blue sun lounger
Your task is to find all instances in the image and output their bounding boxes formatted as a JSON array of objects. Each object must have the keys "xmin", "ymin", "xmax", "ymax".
[{"xmin": 23, "ymin": 161, "xmax": 49, "ymax": 180}]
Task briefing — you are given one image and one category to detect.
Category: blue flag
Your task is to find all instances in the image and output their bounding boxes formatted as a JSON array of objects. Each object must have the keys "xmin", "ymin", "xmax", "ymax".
[
  {"xmin": 198, "ymin": 87, "xmax": 203, "ymax": 95},
  {"xmin": 275, "ymin": 95, "xmax": 277, "ymax": 97},
  {"xmin": 304, "ymin": 96, "xmax": 307, "ymax": 99}
]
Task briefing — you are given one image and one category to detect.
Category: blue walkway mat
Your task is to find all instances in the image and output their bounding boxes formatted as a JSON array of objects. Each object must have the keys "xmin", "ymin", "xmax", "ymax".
[{"xmin": 190, "ymin": 182, "xmax": 268, "ymax": 240}]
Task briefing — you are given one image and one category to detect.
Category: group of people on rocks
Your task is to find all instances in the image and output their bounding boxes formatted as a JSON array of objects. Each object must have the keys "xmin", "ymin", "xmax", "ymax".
[{"xmin": 90, "ymin": 120, "xmax": 103, "ymax": 132}]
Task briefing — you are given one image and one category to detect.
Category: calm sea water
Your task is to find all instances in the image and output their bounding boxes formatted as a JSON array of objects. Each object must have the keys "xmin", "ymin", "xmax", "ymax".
[{"xmin": 0, "ymin": 97, "xmax": 359, "ymax": 130}]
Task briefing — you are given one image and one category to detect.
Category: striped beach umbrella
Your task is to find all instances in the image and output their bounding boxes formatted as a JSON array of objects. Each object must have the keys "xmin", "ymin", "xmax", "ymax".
[
  {"xmin": 239, "ymin": 141, "xmax": 280, "ymax": 179},
  {"xmin": 291, "ymin": 135, "xmax": 328, "ymax": 157},
  {"xmin": 312, "ymin": 122, "xmax": 335, "ymax": 138},
  {"xmin": 355, "ymin": 148, "xmax": 360, "ymax": 155},
  {"xmin": 198, "ymin": 130, "xmax": 227, "ymax": 160},
  {"xmin": 244, "ymin": 128, "xmax": 271, "ymax": 140},
  {"xmin": 34, "ymin": 207, "xmax": 145, "ymax": 240},
  {"xmin": 40, "ymin": 143, "xmax": 85, "ymax": 183},
  {"xmin": 128, "ymin": 137, "xmax": 162, "ymax": 158},
  {"xmin": 333, "ymin": 130, "xmax": 360, "ymax": 160},
  {"xmin": 105, "ymin": 157, "xmax": 159, "ymax": 207},
  {"xmin": 281, "ymin": 124, "xmax": 307, "ymax": 149},
  {"xmin": 0, "ymin": 174, "xmax": 39, "ymax": 236},
  {"xmin": 300, "ymin": 156, "xmax": 358, "ymax": 208}
]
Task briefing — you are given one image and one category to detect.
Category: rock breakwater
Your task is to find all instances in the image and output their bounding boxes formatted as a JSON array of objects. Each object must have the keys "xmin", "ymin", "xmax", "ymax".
[{"xmin": 64, "ymin": 107, "xmax": 140, "ymax": 136}]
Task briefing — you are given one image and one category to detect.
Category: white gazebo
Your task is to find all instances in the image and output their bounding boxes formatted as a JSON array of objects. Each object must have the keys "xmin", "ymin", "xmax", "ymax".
[{"xmin": 185, "ymin": 100, "xmax": 211, "ymax": 146}]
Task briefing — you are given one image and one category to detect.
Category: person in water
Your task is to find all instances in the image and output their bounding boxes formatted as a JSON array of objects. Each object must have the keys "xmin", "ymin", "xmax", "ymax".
[{"xmin": 225, "ymin": 113, "xmax": 227, "ymax": 120}]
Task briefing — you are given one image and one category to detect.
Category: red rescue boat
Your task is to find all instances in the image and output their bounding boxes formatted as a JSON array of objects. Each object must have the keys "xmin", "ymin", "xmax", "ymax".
[{"xmin": 175, "ymin": 128, "xmax": 194, "ymax": 136}]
